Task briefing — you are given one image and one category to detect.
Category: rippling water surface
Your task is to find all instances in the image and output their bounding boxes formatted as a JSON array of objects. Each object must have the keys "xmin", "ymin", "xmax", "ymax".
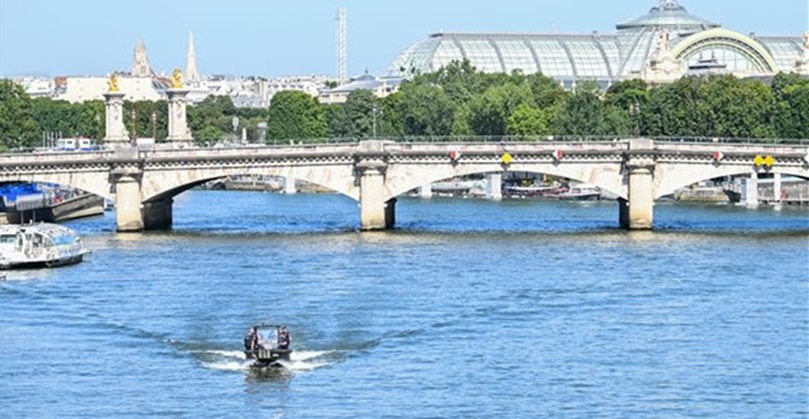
[{"xmin": 2, "ymin": 191, "xmax": 807, "ymax": 418}]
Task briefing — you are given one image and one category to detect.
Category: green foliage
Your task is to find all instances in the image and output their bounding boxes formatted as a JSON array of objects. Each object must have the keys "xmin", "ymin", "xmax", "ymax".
[
  {"xmin": 343, "ymin": 90, "xmax": 379, "ymax": 139},
  {"xmin": 397, "ymin": 83, "xmax": 455, "ymax": 136},
  {"xmin": 266, "ymin": 91, "xmax": 326, "ymax": 142},
  {"xmin": 124, "ymin": 100, "xmax": 167, "ymax": 141},
  {"xmin": 507, "ymin": 103, "xmax": 550, "ymax": 137},
  {"xmin": 195, "ymin": 125, "xmax": 224, "ymax": 145},
  {"xmin": 31, "ymin": 98, "xmax": 78, "ymax": 137},
  {"xmin": 642, "ymin": 75, "xmax": 777, "ymax": 138},
  {"xmin": 606, "ymin": 79, "xmax": 648, "ymax": 112},
  {"xmin": 2, "ymin": 70, "xmax": 806, "ymax": 150},
  {"xmin": 379, "ymin": 92, "xmax": 405, "ymax": 138},
  {"xmin": 775, "ymin": 83, "xmax": 809, "ymax": 139},
  {"xmin": 467, "ymin": 83, "xmax": 534, "ymax": 136},
  {"xmin": 324, "ymin": 104, "xmax": 350, "ymax": 138},
  {"xmin": 526, "ymin": 73, "xmax": 568, "ymax": 109},
  {"xmin": 0, "ymin": 80, "xmax": 38, "ymax": 150}
]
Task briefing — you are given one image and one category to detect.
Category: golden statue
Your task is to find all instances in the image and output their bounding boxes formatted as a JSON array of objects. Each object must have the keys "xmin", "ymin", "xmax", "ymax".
[
  {"xmin": 108, "ymin": 74, "xmax": 120, "ymax": 92},
  {"xmin": 171, "ymin": 68, "xmax": 183, "ymax": 89}
]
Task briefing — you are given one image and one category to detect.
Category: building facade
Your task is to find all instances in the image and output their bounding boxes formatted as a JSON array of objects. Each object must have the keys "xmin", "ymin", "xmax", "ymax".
[{"xmin": 388, "ymin": 0, "xmax": 808, "ymax": 85}]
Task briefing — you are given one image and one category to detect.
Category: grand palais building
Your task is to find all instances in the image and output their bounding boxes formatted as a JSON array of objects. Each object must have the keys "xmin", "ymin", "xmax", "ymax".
[{"xmin": 388, "ymin": 0, "xmax": 809, "ymax": 86}]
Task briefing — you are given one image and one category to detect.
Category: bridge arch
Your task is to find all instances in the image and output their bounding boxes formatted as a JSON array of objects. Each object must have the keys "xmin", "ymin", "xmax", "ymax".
[
  {"xmin": 655, "ymin": 166, "xmax": 808, "ymax": 200},
  {"xmin": 384, "ymin": 161, "xmax": 628, "ymax": 201},
  {"xmin": 141, "ymin": 165, "xmax": 359, "ymax": 203}
]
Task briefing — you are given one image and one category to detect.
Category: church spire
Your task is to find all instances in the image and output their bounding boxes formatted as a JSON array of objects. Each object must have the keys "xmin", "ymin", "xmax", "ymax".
[
  {"xmin": 186, "ymin": 31, "xmax": 199, "ymax": 82},
  {"xmin": 131, "ymin": 40, "xmax": 152, "ymax": 77}
]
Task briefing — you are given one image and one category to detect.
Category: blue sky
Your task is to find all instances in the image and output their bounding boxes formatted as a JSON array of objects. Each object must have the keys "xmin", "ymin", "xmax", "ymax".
[{"xmin": 0, "ymin": 0, "xmax": 806, "ymax": 78}]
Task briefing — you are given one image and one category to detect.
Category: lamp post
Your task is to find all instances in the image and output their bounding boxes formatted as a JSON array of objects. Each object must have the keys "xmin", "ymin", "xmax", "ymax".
[
  {"xmin": 151, "ymin": 111, "xmax": 157, "ymax": 140},
  {"xmin": 372, "ymin": 104, "xmax": 382, "ymax": 139},
  {"xmin": 130, "ymin": 107, "xmax": 137, "ymax": 143},
  {"xmin": 629, "ymin": 101, "xmax": 640, "ymax": 137}
]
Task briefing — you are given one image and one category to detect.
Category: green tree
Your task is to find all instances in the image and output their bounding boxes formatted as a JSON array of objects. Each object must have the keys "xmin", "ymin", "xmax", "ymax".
[
  {"xmin": 324, "ymin": 103, "xmax": 351, "ymax": 138},
  {"xmin": 418, "ymin": 59, "xmax": 480, "ymax": 104},
  {"xmin": 526, "ymin": 73, "xmax": 568, "ymax": 109},
  {"xmin": 452, "ymin": 103, "xmax": 473, "ymax": 136},
  {"xmin": 31, "ymin": 98, "xmax": 78, "ymax": 138},
  {"xmin": 775, "ymin": 83, "xmax": 809, "ymax": 139},
  {"xmin": 195, "ymin": 125, "xmax": 225, "ymax": 145},
  {"xmin": 468, "ymin": 83, "xmax": 534, "ymax": 136},
  {"xmin": 641, "ymin": 77, "xmax": 706, "ymax": 137},
  {"xmin": 74, "ymin": 100, "xmax": 105, "ymax": 140},
  {"xmin": 343, "ymin": 90, "xmax": 379, "ymax": 139},
  {"xmin": 266, "ymin": 91, "xmax": 326, "ymax": 142},
  {"xmin": 379, "ymin": 91, "xmax": 405, "ymax": 138},
  {"xmin": 0, "ymin": 79, "xmax": 38, "ymax": 150},
  {"xmin": 699, "ymin": 76, "xmax": 775, "ymax": 138},
  {"xmin": 506, "ymin": 103, "xmax": 550, "ymax": 137},
  {"xmin": 771, "ymin": 72, "xmax": 808, "ymax": 101},
  {"xmin": 124, "ymin": 100, "xmax": 166, "ymax": 141},
  {"xmin": 551, "ymin": 82, "xmax": 630, "ymax": 137},
  {"xmin": 398, "ymin": 83, "xmax": 455, "ymax": 137}
]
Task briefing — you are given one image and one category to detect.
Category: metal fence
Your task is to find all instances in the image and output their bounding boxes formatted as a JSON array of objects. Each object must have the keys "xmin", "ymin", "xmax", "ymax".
[{"xmin": 263, "ymin": 135, "xmax": 809, "ymax": 146}]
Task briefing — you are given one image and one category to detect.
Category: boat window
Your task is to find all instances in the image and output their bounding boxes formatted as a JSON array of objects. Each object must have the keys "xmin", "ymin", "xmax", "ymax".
[
  {"xmin": 0, "ymin": 234, "xmax": 15, "ymax": 243},
  {"xmin": 51, "ymin": 235, "xmax": 76, "ymax": 246}
]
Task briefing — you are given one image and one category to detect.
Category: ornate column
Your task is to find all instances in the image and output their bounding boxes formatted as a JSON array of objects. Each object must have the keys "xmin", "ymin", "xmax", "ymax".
[
  {"xmin": 103, "ymin": 74, "xmax": 129, "ymax": 148},
  {"xmin": 166, "ymin": 69, "xmax": 193, "ymax": 148},
  {"xmin": 620, "ymin": 139, "xmax": 656, "ymax": 230}
]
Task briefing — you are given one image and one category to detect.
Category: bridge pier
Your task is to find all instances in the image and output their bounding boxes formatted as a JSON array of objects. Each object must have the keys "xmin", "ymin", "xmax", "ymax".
[
  {"xmin": 621, "ymin": 140, "xmax": 655, "ymax": 230},
  {"xmin": 486, "ymin": 173, "xmax": 502, "ymax": 200},
  {"xmin": 113, "ymin": 170, "xmax": 144, "ymax": 232},
  {"xmin": 142, "ymin": 199, "xmax": 173, "ymax": 230},
  {"xmin": 357, "ymin": 160, "xmax": 395, "ymax": 230},
  {"xmin": 284, "ymin": 176, "xmax": 297, "ymax": 194}
]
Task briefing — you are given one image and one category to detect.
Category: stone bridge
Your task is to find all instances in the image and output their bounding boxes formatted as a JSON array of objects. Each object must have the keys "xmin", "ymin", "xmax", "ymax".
[{"xmin": 0, "ymin": 139, "xmax": 806, "ymax": 231}]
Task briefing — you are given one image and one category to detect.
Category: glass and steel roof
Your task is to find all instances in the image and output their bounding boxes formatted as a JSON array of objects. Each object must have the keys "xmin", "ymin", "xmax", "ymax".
[
  {"xmin": 389, "ymin": 33, "xmax": 621, "ymax": 81},
  {"xmin": 387, "ymin": 0, "xmax": 804, "ymax": 82},
  {"xmin": 615, "ymin": 0, "xmax": 719, "ymax": 31}
]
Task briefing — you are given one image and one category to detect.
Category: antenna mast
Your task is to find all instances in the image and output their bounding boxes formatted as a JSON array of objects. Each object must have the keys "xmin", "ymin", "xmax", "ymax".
[{"xmin": 336, "ymin": 8, "xmax": 347, "ymax": 84}]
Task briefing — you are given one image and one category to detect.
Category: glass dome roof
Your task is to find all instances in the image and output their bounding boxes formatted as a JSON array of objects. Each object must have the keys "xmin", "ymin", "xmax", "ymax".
[
  {"xmin": 615, "ymin": 0, "xmax": 719, "ymax": 30},
  {"xmin": 387, "ymin": 0, "xmax": 800, "ymax": 82}
]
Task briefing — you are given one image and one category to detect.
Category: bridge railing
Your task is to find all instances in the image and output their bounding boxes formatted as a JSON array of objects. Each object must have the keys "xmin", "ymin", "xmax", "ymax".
[
  {"xmin": 265, "ymin": 135, "xmax": 809, "ymax": 146},
  {"xmin": 5, "ymin": 135, "xmax": 806, "ymax": 156}
]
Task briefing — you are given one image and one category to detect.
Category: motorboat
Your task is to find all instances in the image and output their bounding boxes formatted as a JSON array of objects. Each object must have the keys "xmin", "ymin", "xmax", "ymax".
[
  {"xmin": 0, "ymin": 222, "xmax": 90, "ymax": 269},
  {"xmin": 244, "ymin": 324, "xmax": 292, "ymax": 369}
]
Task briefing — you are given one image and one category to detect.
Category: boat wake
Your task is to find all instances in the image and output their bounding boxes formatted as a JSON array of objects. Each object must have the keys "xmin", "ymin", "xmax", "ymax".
[{"xmin": 197, "ymin": 349, "xmax": 334, "ymax": 372}]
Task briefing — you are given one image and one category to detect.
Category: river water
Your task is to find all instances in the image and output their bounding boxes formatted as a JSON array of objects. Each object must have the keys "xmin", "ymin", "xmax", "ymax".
[{"xmin": 1, "ymin": 190, "xmax": 807, "ymax": 418}]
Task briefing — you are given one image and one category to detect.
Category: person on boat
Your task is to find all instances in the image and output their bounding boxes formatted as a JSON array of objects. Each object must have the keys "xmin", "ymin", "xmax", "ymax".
[
  {"xmin": 277, "ymin": 326, "xmax": 291, "ymax": 350},
  {"xmin": 244, "ymin": 327, "xmax": 259, "ymax": 352}
]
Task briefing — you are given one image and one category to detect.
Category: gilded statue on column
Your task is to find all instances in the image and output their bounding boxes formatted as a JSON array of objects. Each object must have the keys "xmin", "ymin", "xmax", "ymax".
[
  {"xmin": 171, "ymin": 68, "xmax": 183, "ymax": 89},
  {"xmin": 108, "ymin": 74, "xmax": 120, "ymax": 92}
]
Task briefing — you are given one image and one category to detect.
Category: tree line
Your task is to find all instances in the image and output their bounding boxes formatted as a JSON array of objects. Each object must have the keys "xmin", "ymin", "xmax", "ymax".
[
  {"xmin": 1, "ymin": 60, "xmax": 807, "ymax": 151},
  {"xmin": 271, "ymin": 61, "xmax": 809, "ymax": 142}
]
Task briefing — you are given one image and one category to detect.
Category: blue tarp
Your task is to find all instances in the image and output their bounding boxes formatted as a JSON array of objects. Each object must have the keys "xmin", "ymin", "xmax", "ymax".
[{"xmin": 0, "ymin": 183, "xmax": 42, "ymax": 203}]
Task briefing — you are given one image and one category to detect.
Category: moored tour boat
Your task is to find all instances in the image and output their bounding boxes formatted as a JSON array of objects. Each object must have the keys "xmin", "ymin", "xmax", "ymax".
[
  {"xmin": 557, "ymin": 183, "xmax": 602, "ymax": 201},
  {"xmin": 0, "ymin": 223, "xmax": 90, "ymax": 269}
]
